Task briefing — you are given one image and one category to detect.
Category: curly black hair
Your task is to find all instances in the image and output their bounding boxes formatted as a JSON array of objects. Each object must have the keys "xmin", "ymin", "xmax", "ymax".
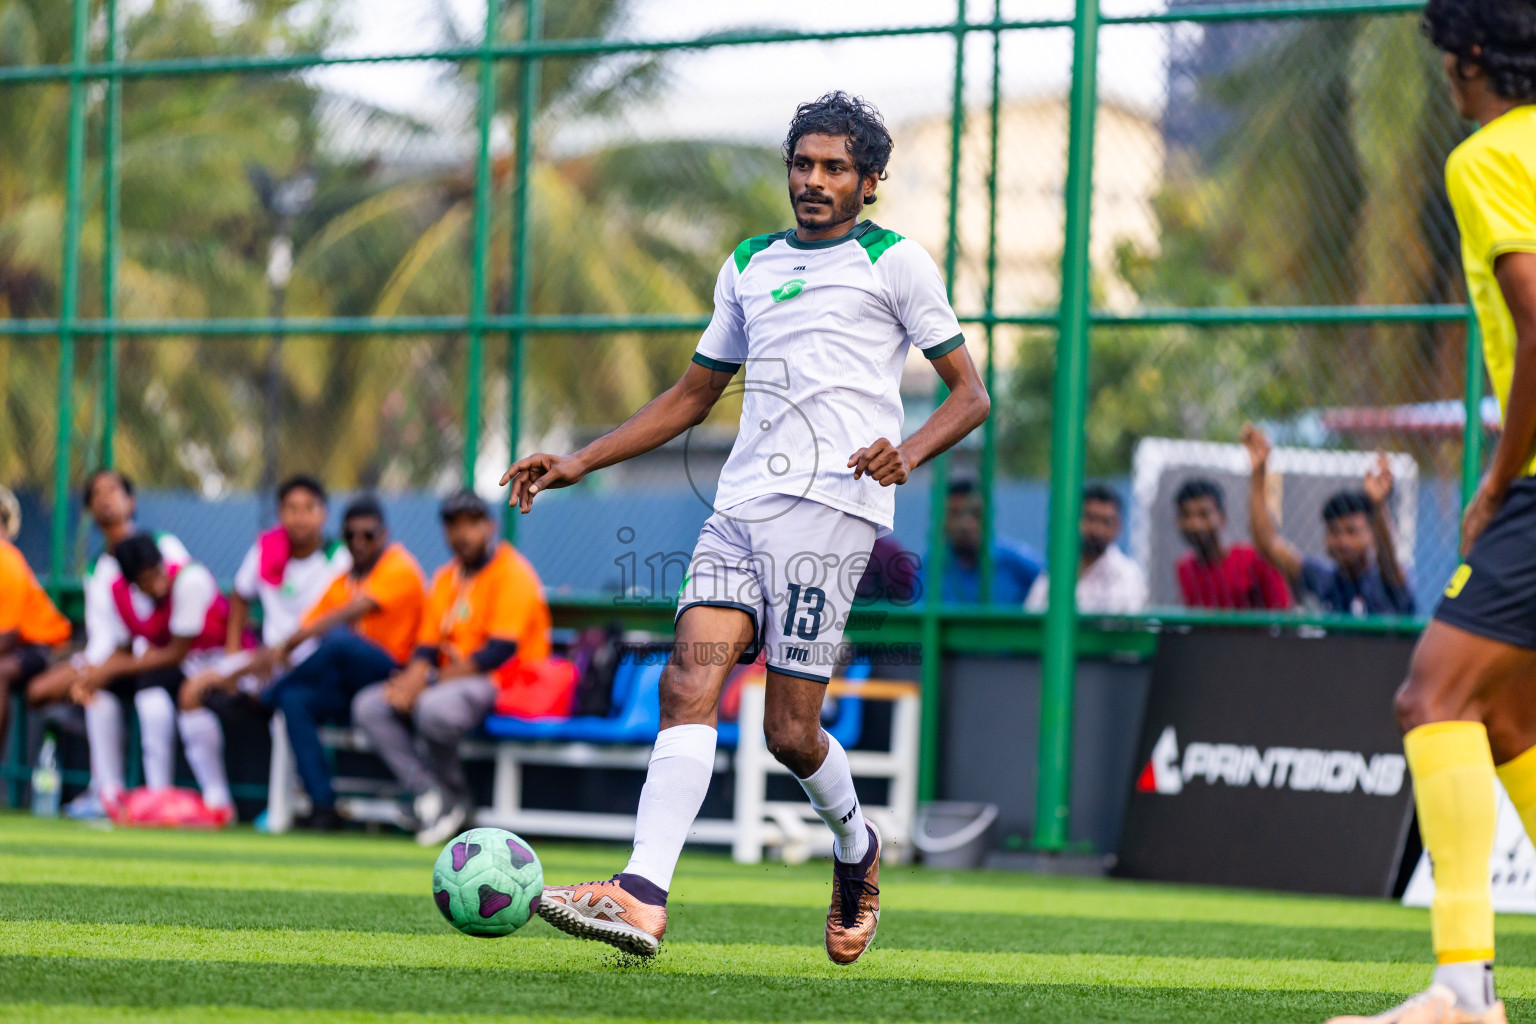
[
  {"xmin": 1423, "ymin": 0, "xmax": 1536, "ymax": 101},
  {"xmin": 782, "ymin": 91, "xmax": 894, "ymax": 204}
]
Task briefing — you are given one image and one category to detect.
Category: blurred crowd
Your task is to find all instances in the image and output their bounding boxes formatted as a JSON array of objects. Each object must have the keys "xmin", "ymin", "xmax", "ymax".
[
  {"xmin": 0, "ymin": 428, "xmax": 1413, "ymax": 834},
  {"xmin": 867, "ymin": 422, "xmax": 1413, "ymax": 618},
  {"xmin": 0, "ymin": 470, "xmax": 550, "ymax": 844}
]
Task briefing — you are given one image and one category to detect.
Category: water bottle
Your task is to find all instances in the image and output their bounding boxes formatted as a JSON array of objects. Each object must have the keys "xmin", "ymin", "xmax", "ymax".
[{"xmin": 31, "ymin": 736, "xmax": 61, "ymax": 818}]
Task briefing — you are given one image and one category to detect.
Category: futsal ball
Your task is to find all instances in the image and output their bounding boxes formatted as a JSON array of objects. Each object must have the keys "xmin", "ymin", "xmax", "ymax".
[{"xmin": 432, "ymin": 827, "xmax": 544, "ymax": 937}]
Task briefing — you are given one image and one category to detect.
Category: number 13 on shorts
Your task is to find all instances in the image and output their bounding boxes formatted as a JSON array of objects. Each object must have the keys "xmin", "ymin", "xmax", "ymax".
[{"xmin": 783, "ymin": 583, "xmax": 826, "ymax": 640}]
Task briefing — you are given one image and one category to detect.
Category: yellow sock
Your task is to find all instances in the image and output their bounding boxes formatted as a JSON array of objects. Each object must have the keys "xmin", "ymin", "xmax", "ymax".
[
  {"xmin": 1404, "ymin": 721, "xmax": 1497, "ymax": 964},
  {"xmin": 1497, "ymin": 742, "xmax": 1536, "ymax": 848}
]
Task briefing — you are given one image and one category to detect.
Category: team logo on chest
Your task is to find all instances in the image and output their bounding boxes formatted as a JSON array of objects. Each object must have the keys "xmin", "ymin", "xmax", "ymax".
[{"xmin": 771, "ymin": 278, "xmax": 806, "ymax": 303}]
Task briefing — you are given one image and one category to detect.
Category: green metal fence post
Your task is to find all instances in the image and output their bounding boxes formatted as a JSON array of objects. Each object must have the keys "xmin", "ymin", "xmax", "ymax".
[
  {"xmin": 504, "ymin": 0, "xmax": 543, "ymax": 544},
  {"xmin": 463, "ymin": 0, "xmax": 499, "ymax": 489},
  {"xmin": 918, "ymin": 0, "xmax": 968, "ymax": 803},
  {"xmin": 1034, "ymin": 0, "xmax": 1100, "ymax": 852},
  {"xmin": 101, "ymin": 0, "xmax": 121, "ymax": 469},
  {"xmin": 979, "ymin": 0, "xmax": 1002, "ymax": 605},
  {"xmin": 49, "ymin": 0, "xmax": 90, "ymax": 590},
  {"xmin": 1461, "ymin": 313, "xmax": 1485, "ymax": 510}
]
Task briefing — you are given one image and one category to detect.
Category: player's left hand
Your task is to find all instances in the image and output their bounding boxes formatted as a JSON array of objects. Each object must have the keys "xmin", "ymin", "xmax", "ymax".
[
  {"xmin": 1461, "ymin": 477, "xmax": 1508, "ymax": 556},
  {"xmin": 849, "ymin": 438, "xmax": 913, "ymax": 487}
]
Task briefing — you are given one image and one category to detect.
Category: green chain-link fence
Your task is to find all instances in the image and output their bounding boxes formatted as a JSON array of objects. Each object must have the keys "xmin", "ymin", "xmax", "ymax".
[{"xmin": 0, "ymin": 0, "xmax": 1481, "ymax": 848}]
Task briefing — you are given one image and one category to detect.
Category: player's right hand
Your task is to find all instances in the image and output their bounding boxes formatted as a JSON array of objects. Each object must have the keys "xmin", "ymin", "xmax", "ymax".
[
  {"xmin": 1461, "ymin": 477, "xmax": 1508, "ymax": 556},
  {"xmin": 500, "ymin": 453, "xmax": 586, "ymax": 513},
  {"xmin": 1239, "ymin": 422, "xmax": 1270, "ymax": 473}
]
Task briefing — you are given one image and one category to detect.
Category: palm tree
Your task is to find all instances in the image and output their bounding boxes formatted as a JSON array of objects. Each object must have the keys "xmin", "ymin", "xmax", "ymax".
[
  {"xmin": 1002, "ymin": 13, "xmax": 1468, "ymax": 477},
  {"xmin": 2, "ymin": 0, "xmax": 791, "ymax": 499}
]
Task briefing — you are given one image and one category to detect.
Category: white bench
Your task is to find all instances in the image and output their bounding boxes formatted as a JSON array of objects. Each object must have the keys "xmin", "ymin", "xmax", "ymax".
[{"xmin": 264, "ymin": 673, "xmax": 921, "ymax": 864}]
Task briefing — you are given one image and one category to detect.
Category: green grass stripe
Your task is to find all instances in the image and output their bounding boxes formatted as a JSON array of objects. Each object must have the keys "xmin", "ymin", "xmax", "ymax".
[
  {"xmin": 2, "ymin": 959, "xmax": 1523, "ymax": 1024},
  {"xmin": 0, "ymin": 817, "xmax": 1494, "ymax": 934},
  {"xmin": 0, "ymin": 823, "xmax": 630, "ymax": 874},
  {"xmin": 5, "ymin": 919, "xmax": 1536, "ymax": 997},
  {"xmin": 8, "ymin": 848, "xmax": 1530, "ymax": 940},
  {"xmin": 10, "ymin": 883, "xmax": 1530, "ymax": 966},
  {"xmin": 0, "ymin": 1006, "xmax": 808, "ymax": 1024}
]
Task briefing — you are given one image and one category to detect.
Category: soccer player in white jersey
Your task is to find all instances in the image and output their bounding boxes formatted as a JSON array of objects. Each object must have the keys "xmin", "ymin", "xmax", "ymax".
[
  {"xmin": 178, "ymin": 474, "xmax": 350, "ymax": 821},
  {"xmin": 25, "ymin": 469, "xmax": 193, "ymax": 819},
  {"xmin": 501, "ymin": 92, "xmax": 990, "ymax": 963}
]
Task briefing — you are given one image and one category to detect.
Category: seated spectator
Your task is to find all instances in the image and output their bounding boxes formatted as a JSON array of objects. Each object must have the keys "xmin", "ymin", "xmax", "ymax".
[
  {"xmin": 1025, "ymin": 484, "xmax": 1148, "ymax": 614},
  {"xmin": 353, "ymin": 490, "xmax": 550, "ymax": 846},
  {"xmin": 940, "ymin": 479, "xmax": 1042, "ymax": 604},
  {"xmin": 1174, "ymin": 477, "xmax": 1292, "ymax": 610},
  {"xmin": 244, "ymin": 496, "xmax": 426, "ymax": 830},
  {"xmin": 854, "ymin": 535, "xmax": 921, "ymax": 605},
  {"xmin": 69, "ymin": 534, "xmax": 234, "ymax": 823},
  {"xmin": 1242, "ymin": 424, "xmax": 1415, "ymax": 617},
  {"xmin": 176, "ymin": 475, "xmax": 350, "ymax": 821},
  {"xmin": 26, "ymin": 469, "xmax": 193, "ymax": 819},
  {"xmin": 0, "ymin": 512, "xmax": 72, "ymax": 743}
]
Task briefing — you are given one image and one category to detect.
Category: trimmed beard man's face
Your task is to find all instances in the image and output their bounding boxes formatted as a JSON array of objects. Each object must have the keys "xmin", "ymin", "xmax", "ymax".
[{"xmin": 788, "ymin": 133, "xmax": 870, "ymax": 231}]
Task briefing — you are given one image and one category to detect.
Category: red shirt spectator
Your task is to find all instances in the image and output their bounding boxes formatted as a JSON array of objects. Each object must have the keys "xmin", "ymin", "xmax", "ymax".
[{"xmin": 1176, "ymin": 543, "xmax": 1293, "ymax": 610}]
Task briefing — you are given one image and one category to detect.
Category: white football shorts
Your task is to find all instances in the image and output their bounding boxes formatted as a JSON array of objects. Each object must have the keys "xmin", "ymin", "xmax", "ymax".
[{"xmin": 675, "ymin": 493, "xmax": 877, "ymax": 682}]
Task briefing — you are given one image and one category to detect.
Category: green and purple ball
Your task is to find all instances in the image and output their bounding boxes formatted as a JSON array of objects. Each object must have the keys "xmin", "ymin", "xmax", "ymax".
[{"xmin": 432, "ymin": 827, "xmax": 544, "ymax": 937}]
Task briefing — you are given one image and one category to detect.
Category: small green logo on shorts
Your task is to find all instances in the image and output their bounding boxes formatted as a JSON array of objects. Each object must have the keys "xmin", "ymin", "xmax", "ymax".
[{"xmin": 771, "ymin": 278, "xmax": 806, "ymax": 303}]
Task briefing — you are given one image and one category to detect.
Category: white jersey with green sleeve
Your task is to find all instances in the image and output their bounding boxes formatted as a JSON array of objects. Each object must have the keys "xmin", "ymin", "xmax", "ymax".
[
  {"xmin": 692, "ymin": 220, "xmax": 963, "ymax": 535},
  {"xmin": 232, "ymin": 538, "xmax": 351, "ymax": 648},
  {"xmin": 81, "ymin": 531, "xmax": 191, "ymax": 666}
]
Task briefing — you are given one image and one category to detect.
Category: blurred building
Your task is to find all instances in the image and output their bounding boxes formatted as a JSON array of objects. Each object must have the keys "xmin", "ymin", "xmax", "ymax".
[
  {"xmin": 1162, "ymin": 6, "xmax": 1289, "ymax": 162},
  {"xmin": 877, "ymin": 94, "xmax": 1164, "ymax": 374}
]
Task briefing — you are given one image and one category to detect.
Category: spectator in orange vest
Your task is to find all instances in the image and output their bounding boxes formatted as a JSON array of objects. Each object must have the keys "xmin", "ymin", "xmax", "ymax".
[
  {"xmin": 353, "ymin": 490, "xmax": 549, "ymax": 845},
  {"xmin": 244, "ymin": 496, "xmax": 427, "ymax": 830},
  {"xmin": 0, "ymin": 528, "xmax": 72, "ymax": 743}
]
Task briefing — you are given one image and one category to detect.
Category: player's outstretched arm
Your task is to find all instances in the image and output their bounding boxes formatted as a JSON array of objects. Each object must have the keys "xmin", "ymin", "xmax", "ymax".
[
  {"xmin": 850, "ymin": 344, "xmax": 989, "ymax": 487},
  {"xmin": 1240, "ymin": 422, "xmax": 1302, "ymax": 584},
  {"xmin": 501, "ymin": 361, "xmax": 735, "ymax": 512},
  {"xmin": 1363, "ymin": 453, "xmax": 1407, "ymax": 589},
  {"xmin": 1465, "ymin": 251, "xmax": 1536, "ymax": 553}
]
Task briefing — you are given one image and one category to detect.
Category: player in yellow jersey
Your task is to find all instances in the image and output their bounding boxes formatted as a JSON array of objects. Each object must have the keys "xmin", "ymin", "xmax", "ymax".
[{"xmin": 1326, "ymin": 4, "xmax": 1536, "ymax": 1022}]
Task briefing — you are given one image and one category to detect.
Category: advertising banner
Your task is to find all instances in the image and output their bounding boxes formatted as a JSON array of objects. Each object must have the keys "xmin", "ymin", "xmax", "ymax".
[
  {"xmin": 1116, "ymin": 630, "xmax": 1417, "ymax": 896},
  {"xmin": 1402, "ymin": 785, "xmax": 1536, "ymax": 914}
]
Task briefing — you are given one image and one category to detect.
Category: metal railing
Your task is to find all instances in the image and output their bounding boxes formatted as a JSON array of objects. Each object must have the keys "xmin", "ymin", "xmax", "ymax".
[{"xmin": 1, "ymin": 0, "xmax": 1476, "ymax": 850}]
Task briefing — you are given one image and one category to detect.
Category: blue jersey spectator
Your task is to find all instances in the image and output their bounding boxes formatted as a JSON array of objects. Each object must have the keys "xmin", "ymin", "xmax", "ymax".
[
  {"xmin": 1243, "ymin": 424, "xmax": 1415, "ymax": 617},
  {"xmin": 938, "ymin": 479, "xmax": 1042, "ymax": 604}
]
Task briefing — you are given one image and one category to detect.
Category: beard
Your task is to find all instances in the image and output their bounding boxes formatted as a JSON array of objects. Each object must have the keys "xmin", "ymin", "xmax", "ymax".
[
  {"xmin": 793, "ymin": 187, "xmax": 863, "ymax": 230},
  {"xmin": 1081, "ymin": 536, "xmax": 1109, "ymax": 560}
]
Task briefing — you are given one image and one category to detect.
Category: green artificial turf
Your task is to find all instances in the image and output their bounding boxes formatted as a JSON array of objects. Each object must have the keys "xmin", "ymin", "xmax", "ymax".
[{"xmin": 0, "ymin": 814, "xmax": 1526, "ymax": 1023}]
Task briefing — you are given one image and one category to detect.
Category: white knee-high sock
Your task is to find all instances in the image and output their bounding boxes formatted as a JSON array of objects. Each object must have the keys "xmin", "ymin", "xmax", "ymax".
[
  {"xmin": 623, "ymin": 724, "xmax": 717, "ymax": 892},
  {"xmin": 178, "ymin": 708, "xmax": 231, "ymax": 809},
  {"xmin": 134, "ymin": 687, "xmax": 176, "ymax": 791},
  {"xmin": 84, "ymin": 690, "xmax": 125, "ymax": 798},
  {"xmin": 797, "ymin": 731, "xmax": 869, "ymax": 863}
]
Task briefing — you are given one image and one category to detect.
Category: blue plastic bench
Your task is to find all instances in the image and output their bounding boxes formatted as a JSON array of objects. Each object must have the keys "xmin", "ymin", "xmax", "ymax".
[
  {"xmin": 481, "ymin": 655, "xmax": 663, "ymax": 744},
  {"xmin": 481, "ymin": 655, "xmax": 869, "ymax": 750}
]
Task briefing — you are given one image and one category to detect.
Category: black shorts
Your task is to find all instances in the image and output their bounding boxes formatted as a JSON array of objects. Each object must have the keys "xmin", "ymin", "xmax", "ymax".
[
  {"xmin": 107, "ymin": 665, "xmax": 184, "ymax": 701},
  {"xmin": 1435, "ymin": 477, "xmax": 1536, "ymax": 650},
  {"xmin": 10, "ymin": 644, "xmax": 51, "ymax": 683}
]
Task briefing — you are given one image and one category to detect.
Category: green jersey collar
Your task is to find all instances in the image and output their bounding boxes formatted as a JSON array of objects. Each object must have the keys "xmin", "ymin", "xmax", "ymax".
[{"xmin": 784, "ymin": 219, "xmax": 877, "ymax": 251}]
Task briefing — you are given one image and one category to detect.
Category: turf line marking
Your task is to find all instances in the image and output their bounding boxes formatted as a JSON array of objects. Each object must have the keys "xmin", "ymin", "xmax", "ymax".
[
  {"xmin": 2, "ymin": 853, "xmax": 1512, "ymax": 936},
  {"xmin": 2, "ymin": 921, "xmax": 1533, "ymax": 997}
]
